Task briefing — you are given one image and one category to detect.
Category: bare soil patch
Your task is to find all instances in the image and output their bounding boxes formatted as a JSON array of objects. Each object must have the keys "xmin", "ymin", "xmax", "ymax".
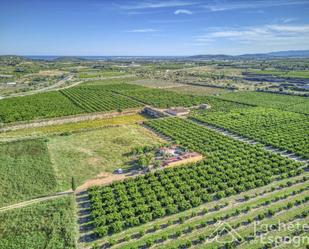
[{"xmin": 76, "ymin": 172, "xmax": 128, "ymax": 191}]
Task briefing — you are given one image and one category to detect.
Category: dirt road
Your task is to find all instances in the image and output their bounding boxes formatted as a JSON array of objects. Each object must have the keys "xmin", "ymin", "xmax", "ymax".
[{"xmin": 0, "ymin": 190, "xmax": 73, "ymax": 213}]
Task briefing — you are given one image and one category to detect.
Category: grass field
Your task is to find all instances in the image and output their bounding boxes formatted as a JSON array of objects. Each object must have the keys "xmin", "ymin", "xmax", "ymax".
[
  {"xmin": 47, "ymin": 124, "xmax": 163, "ymax": 191},
  {"xmin": 219, "ymin": 91, "xmax": 309, "ymax": 114},
  {"xmin": 0, "ymin": 196, "xmax": 77, "ymax": 249},
  {"xmin": 0, "ymin": 139, "xmax": 57, "ymax": 207},
  {"xmin": 0, "ymin": 114, "xmax": 147, "ymax": 142}
]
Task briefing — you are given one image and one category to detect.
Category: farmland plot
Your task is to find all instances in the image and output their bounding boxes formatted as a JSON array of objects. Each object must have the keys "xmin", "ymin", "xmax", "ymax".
[
  {"xmin": 219, "ymin": 91, "xmax": 309, "ymax": 114},
  {"xmin": 191, "ymin": 107, "xmax": 309, "ymax": 159},
  {"xmin": 60, "ymin": 87, "xmax": 142, "ymax": 113},
  {"xmin": 0, "ymin": 114, "xmax": 147, "ymax": 142},
  {"xmin": 116, "ymin": 88, "xmax": 207, "ymax": 108},
  {"xmin": 103, "ymin": 83, "xmax": 251, "ymax": 111},
  {"xmin": 85, "ymin": 118, "xmax": 304, "ymax": 243},
  {"xmin": 0, "ymin": 91, "xmax": 83, "ymax": 123},
  {"xmin": 0, "ymin": 139, "xmax": 57, "ymax": 207},
  {"xmin": 0, "ymin": 196, "xmax": 76, "ymax": 249}
]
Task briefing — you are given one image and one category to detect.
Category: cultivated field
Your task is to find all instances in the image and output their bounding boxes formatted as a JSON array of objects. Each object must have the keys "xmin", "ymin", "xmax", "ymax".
[
  {"xmin": 61, "ymin": 87, "xmax": 142, "ymax": 113},
  {"xmin": 0, "ymin": 139, "xmax": 57, "ymax": 207},
  {"xmin": 191, "ymin": 107, "xmax": 309, "ymax": 159},
  {"xmin": 79, "ymin": 117, "xmax": 306, "ymax": 248},
  {"xmin": 167, "ymin": 85, "xmax": 231, "ymax": 96},
  {"xmin": 79, "ymin": 71, "xmax": 127, "ymax": 78},
  {"xmin": 1, "ymin": 56, "xmax": 309, "ymax": 249},
  {"xmin": 219, "ymin": 92, "xmax": 309, "ymax": 115},
  {"xmin": 0, "ymin": 91, "xmax": 84, "ymax": 123},
  {"xmin": 81, "ymin": 77, "xmax": 137, "ymax": 86},
  {"xmin": 80, "ymin": 174, "xmax": 308, "ymax": 248},
  {"xmin": 0, "ymin": 114, "xmax": 147, "ymax": 142},
  {"xmin": 0, "ymin": 196, "xmax": 77, "ymax": 249}
]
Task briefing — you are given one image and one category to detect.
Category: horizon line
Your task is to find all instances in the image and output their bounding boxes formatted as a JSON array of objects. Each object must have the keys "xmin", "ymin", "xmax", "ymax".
[{"xmin": 1, "ymin": 49, "xmax": 309, "ymax": 58}]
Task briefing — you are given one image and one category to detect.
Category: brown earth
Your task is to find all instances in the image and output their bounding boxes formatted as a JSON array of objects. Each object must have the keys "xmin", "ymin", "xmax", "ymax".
[{"xmin": 76, "ymin": 172, "xmax": 131, "ymax": 192}]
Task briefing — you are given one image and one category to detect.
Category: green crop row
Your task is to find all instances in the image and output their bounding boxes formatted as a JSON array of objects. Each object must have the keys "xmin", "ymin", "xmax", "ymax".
[
  {"xmin": 87, "ymin": 117, "xmax": 303, "ymax": 238},
  {"xmin": 219, "ymin": 91, "xmax": 309, "ymax": 115},
  {"xmin": 191, "ymin": 107, "xmax": 309, "ymax": 158}
]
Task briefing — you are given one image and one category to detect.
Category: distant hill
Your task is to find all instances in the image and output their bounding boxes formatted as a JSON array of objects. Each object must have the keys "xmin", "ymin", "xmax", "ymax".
[
  {"xmin": 189, "ymin": 50, "xmax": 309, "ymax": 60},
  {"xmin": 53, "ymin": 56, "xmax": 86, "ymax": 62},
  {"xmin": 240, "ymin": 50, "xmax": 309, "ymax": 58},
  {"xmin": 21, "ymin": 56, "xmax": 86, "ymax": 61},
  {"xmin": 267, "ymin": 50, "xmax": 309, "ymax": 57},
  {"xmin": 2, "ymin": 50, "xmax": 309, "ymax": 63},
  {"xmin": 188, "ymin": 54, "xmax": 234, "ymax": 60}
]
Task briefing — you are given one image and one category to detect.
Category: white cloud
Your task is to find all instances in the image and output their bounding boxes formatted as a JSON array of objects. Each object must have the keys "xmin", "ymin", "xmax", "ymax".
[
  {"xmin": 281, "ymin": 17, "xmax": 298, "ymax": 24},
  {"xmin": 196, "ymin": 24, "xmax": 309, "ymax": 47},
  {"xmin": 202, "ymin": 0, "xmax": 308, "ymax": 12},
  {"xmin": 118, "ymin": 0, "xmax": 197, "ymax": 10},
  {"xmin": 194, "ymin": 24, "xmax": 309, "ymax": 54},
  {"xmin": 266, "ymin": 24, "xmax": 309, "ymax": 33},
  {"xmin": 174, "ymin": 9, "xmax": 193, "ymax": 15},
  {"xmin": 127, "ymin": 28, "xmax": 158, "ymax": 33}
]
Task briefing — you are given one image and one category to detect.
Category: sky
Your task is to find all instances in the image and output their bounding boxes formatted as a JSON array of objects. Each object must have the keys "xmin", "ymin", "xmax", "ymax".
[{"xmin": 1, "ymin": 0, "xmax": 309, "ymax": 56}]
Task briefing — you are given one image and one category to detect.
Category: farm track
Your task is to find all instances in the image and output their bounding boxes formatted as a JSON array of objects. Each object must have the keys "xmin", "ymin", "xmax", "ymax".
[
  {"xmin": 0, "ymin": 190, "xmax": 73, "ymax": 213},
  {"xmin": 190, "ymin": 118, "xmax": 309, "ymax": 164}
]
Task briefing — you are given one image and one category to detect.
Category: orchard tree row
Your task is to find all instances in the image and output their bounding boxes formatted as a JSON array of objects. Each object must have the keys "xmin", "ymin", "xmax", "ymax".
[
  {"xmin": 88, "ymin": 118, "xmax": 304, "ymax": 237},
  {"xmin": 219, "ymin": 91, "xmax": 309, "ymax": 115},
  {"xmin": 191, "ymin": 107, "xmax": 309, "ymax": 158},
  {"xmin": 78, "ymin": 82, "xmax": 250, "ymax": 111},
  {"xmin": 0, "ymin": 91, "xmax": 83, "ymax": 123},
  {"xmin": 60, "ymin": 88, "xmax": 142, "ymax": 113}
]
